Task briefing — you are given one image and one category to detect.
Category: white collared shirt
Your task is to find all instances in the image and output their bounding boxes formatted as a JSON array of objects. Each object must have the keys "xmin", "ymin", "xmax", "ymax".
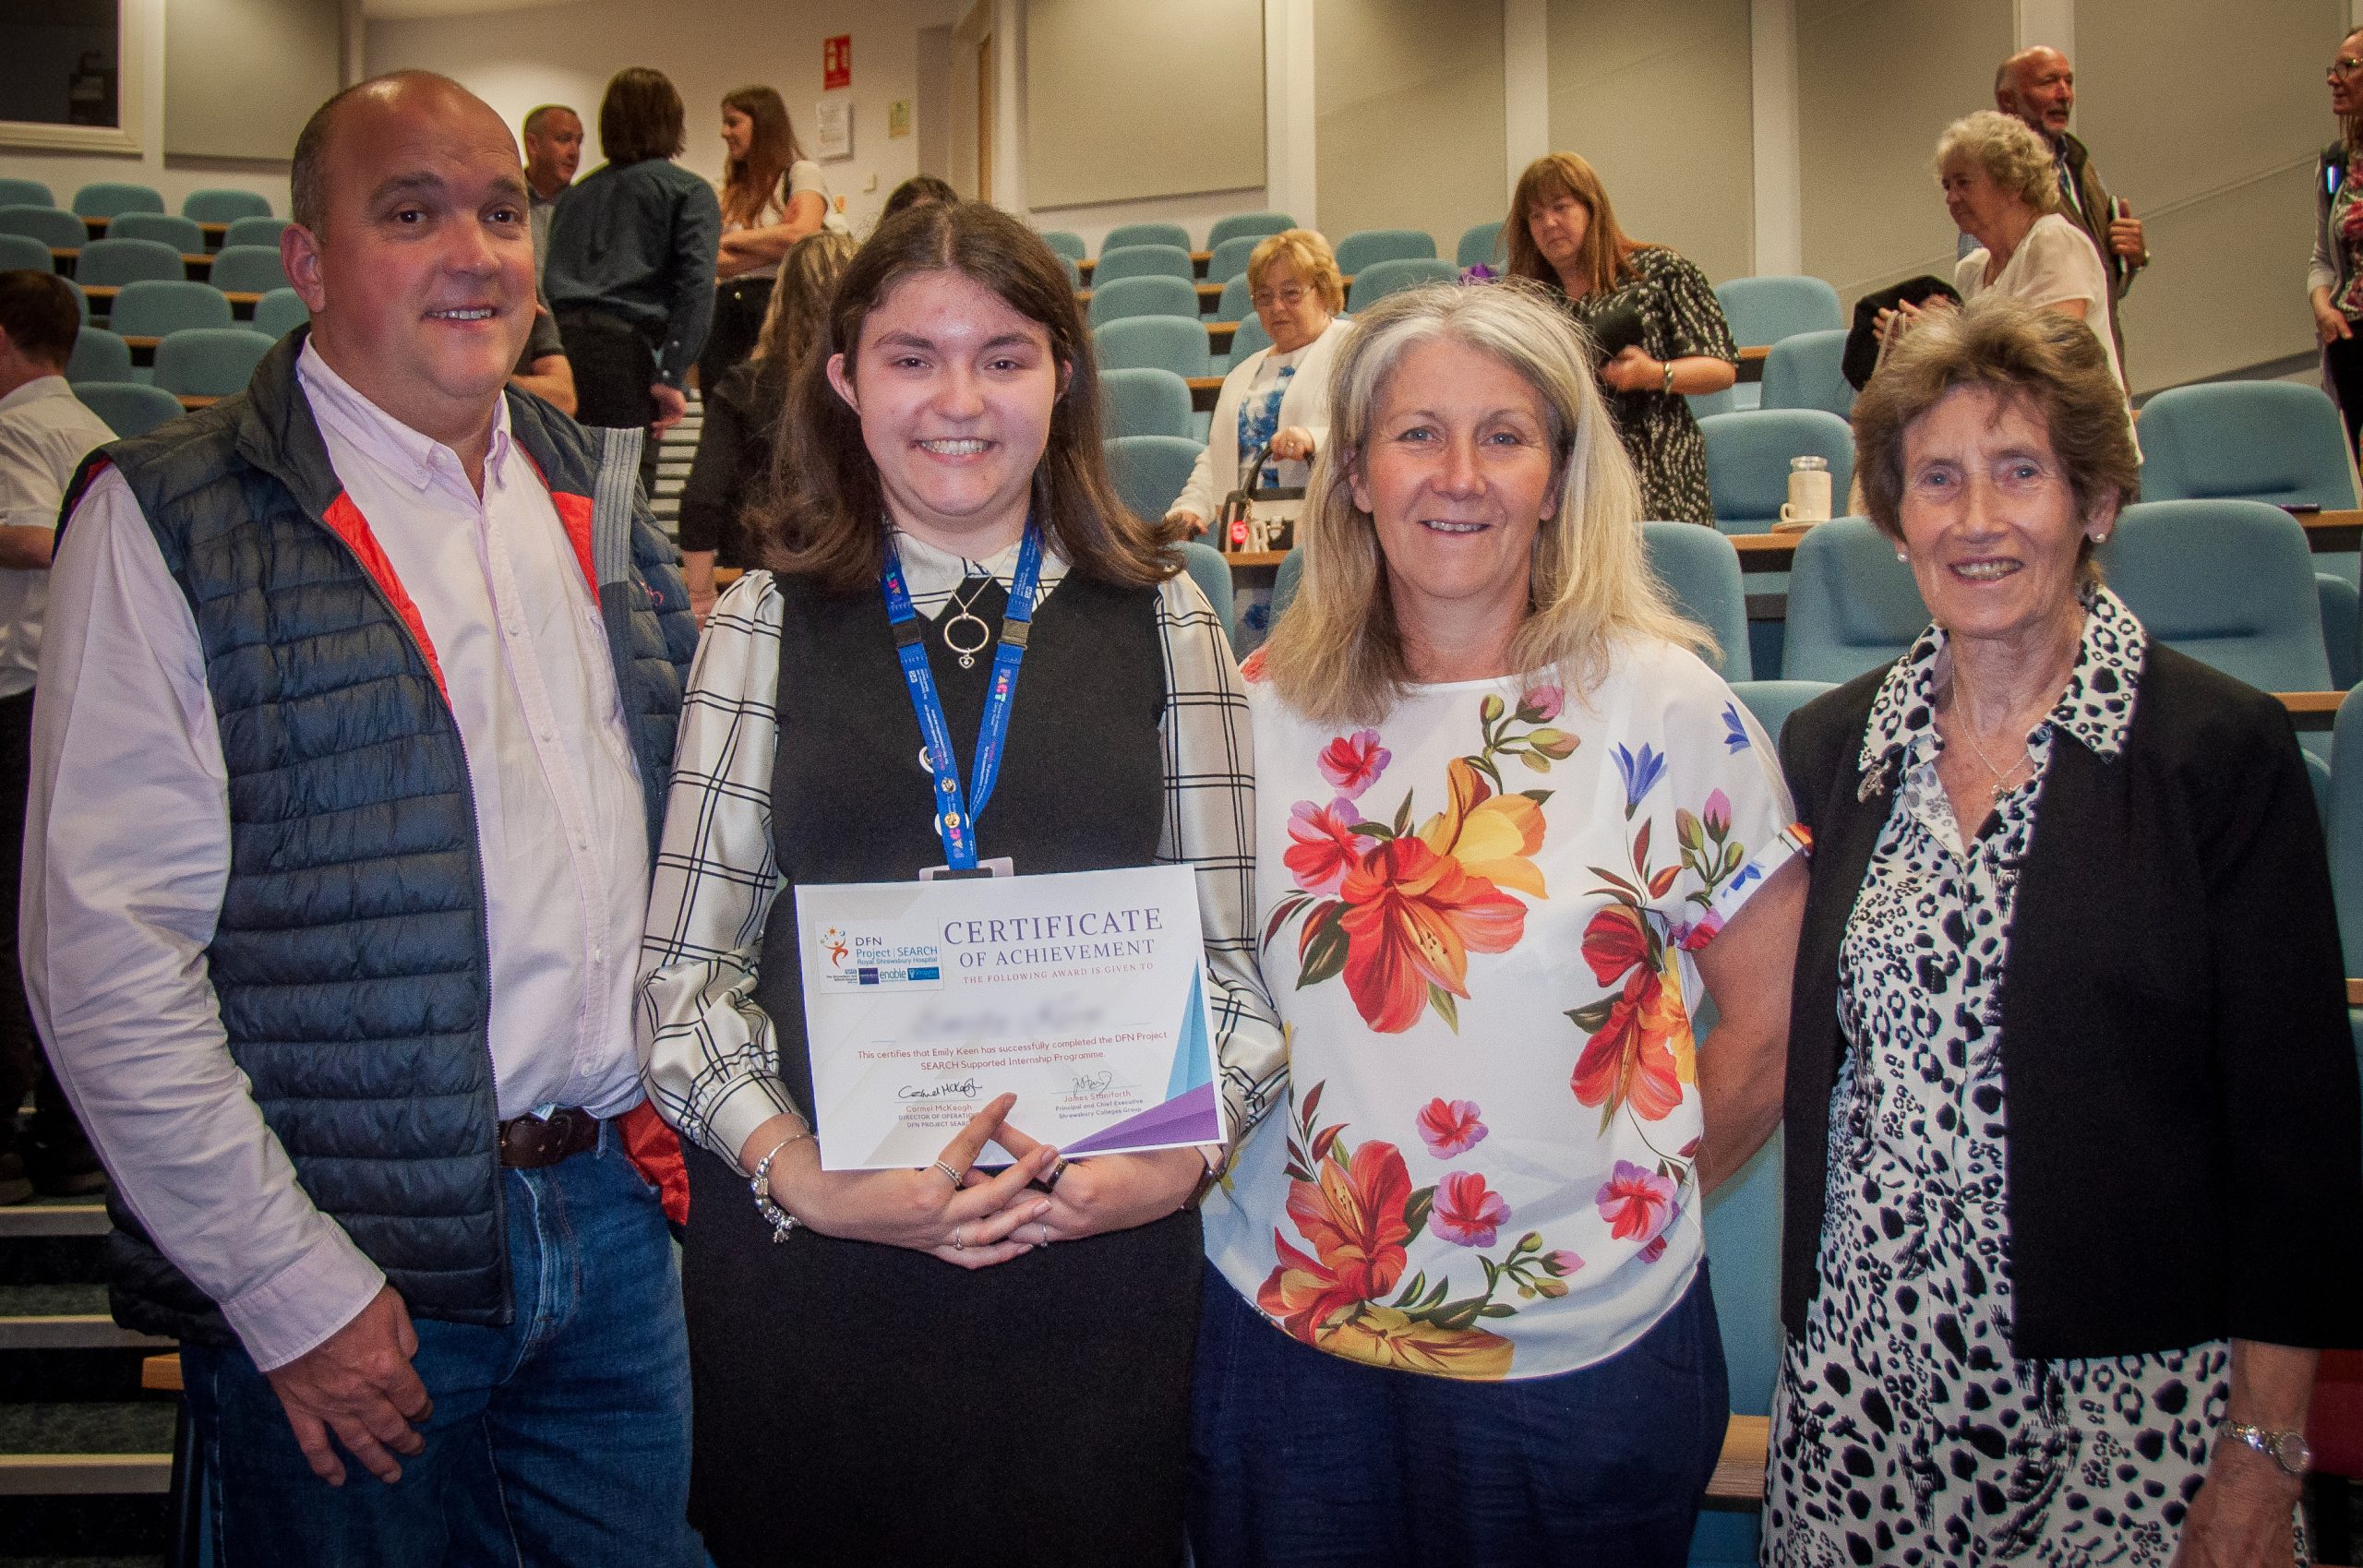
[
  {"xmin": 24, "ymin": 343, "xmax": 650, "ymax": 1370},
  {"xmin": 0, "ymin": 375, "xmax": 114, "ymax": 698}
]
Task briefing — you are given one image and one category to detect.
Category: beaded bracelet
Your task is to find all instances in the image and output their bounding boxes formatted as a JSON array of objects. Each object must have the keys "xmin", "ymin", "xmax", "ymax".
[{"xmin": 750, "ymin": 1128, "xmax": 815, "ymax": 1244}]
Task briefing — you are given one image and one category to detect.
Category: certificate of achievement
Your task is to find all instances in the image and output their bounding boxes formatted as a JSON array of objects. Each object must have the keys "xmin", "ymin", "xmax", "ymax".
[{"xmin": 794, "ymin": 864, "xmax": 1225, "ymax": 1170}]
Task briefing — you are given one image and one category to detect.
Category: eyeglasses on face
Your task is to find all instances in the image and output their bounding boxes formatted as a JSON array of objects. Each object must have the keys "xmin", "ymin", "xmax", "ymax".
[
  {"xmin": 2332, "ymin": 55, "xmax": 2363, "ymax": 77},
  {"xmin": 1251, "ymin": 284, "xmax": 1308, "ymax": 311}
]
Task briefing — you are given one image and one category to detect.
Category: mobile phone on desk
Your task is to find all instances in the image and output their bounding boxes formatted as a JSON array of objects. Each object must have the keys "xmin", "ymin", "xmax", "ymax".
[{"xmin": 2285, "ymin": 502, "xmax": 2324, "ymax": 515}]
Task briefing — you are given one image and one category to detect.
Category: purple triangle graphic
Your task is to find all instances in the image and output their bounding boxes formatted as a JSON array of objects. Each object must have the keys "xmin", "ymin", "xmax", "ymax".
[{"xmin": 1057, "ymin": 1083, "xmax": 1221, "ymax": 1156}]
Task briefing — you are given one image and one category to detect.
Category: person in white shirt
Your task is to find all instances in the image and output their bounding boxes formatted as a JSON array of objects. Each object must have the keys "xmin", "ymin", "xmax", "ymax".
[
  {"xmin": 1167, "ymin": 229, "xmax": 1351, "ymax": 534},
  {"xmin": 27, "ymin": 72, "xmax": 701, "ymax": 1566},
  {"xmin": 0, "ymin": 269, "xmax": 113, "ymax": 1207},
  {"xmin": 1885, "ymin": 111, "xmax": 2129, "ymax": 405}
]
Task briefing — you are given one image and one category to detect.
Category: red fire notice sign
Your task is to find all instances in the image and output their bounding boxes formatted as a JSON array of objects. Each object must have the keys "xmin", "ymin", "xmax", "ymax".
[{"xmin": 823, "ymin": 35, "xmax": 851, "ymax": 91}]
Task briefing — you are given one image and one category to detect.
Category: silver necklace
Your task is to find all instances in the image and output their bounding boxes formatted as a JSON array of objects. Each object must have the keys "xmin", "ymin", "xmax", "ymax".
[
  {"xmin": 1957, "ymin": 720, "xmax": 2030, "ymax": 807},
  {"xmin": 939, "ymin": 569, "xmax": 996, "ymax": 670}
]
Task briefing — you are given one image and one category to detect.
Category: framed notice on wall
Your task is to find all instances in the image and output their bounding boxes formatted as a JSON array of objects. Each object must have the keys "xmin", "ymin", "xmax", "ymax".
[
  {"xmin": 823, "ymin": 34, "xmax": 851, "ymax": 91},
  {"xmin": 814, "ymin": 98, "xmax": 851, "ymax": 160},
  {"xmin": 0, "ymin": 0, "xmax": 145, "ymax": 153}
]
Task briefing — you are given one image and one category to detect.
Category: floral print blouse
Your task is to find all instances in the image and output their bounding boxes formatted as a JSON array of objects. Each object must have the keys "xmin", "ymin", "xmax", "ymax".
[{"xmin": 1202, "ymin": 640, "xmax": 1807, "ymax": 1380}]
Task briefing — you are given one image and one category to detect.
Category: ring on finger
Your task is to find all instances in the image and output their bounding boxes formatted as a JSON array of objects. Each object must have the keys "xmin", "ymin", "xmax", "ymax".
[
  {"xmin": 953, "ymin": 1224, "xmax": 966, "ymax": 1251},
  {"xmin": 1042, "ymin": 1157, "xmax": 1070, "ymax": 1191},
  {"xmin": 1036, "ymin": 1221, "xmax": 1050, "ymax": 1246},
  {"xmin": 930, "ymin": 1158, "xmax": 965, "ymax": 1191}
]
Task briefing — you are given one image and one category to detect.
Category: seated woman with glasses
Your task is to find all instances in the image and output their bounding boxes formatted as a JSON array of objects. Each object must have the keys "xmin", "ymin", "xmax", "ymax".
[{"xmin": 1167, "ymin": 230, "xmax": 1353, "ymax": 535}]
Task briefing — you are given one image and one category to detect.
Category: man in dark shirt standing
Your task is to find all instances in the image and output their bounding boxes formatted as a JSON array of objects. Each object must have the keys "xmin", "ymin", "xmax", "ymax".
[{"xmin": 543, "ymin": 68, "xmax": 718, "ymax": 496}]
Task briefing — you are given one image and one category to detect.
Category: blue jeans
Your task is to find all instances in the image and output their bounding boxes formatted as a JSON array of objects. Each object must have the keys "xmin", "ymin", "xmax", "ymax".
[
  {"xmin": 181, "ymin": 1124, "xmax": 700, "ymax": 1568},
  {"xmin": 1188, "ymin": 1263, "xmax": 1729, "ymax": 1568}
]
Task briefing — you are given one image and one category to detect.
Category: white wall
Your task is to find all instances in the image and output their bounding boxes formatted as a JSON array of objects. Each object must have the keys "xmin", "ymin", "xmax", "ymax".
[
  {"xmin": 1797, "ymin": 0, "xmax": 2014, "ymax": 304},
  {"xmin": 1024, "ymin": 0, "xmax": 1263, "ymax": 210},
  {"xmin": 364, "ymin": 0, "xmax": 966, "ymax": 236},
  {"xmin": 2080, "ymin": 0, "xmax": 2344, "ymax": 391},
  {"xmin": 0, "ymin": 0, "xmax": 296, "ymax": 218},
  {"xmin": 1315, "ymin": 0, "xmax": 1506, "ymax": 253},
  {"xmin": 1546, "ymin": 0, "xmax": 1756, "ymax": 284},
  {"xmin": 166, "ymin": 0, "xmax": 342, "ymax": 162}
]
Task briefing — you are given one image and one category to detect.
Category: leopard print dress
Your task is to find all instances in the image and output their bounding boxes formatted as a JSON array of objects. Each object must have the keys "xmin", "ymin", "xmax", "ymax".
[{"xmin": 1761, "ymin": 591, "xmax": 2267, "ymax": 1568}]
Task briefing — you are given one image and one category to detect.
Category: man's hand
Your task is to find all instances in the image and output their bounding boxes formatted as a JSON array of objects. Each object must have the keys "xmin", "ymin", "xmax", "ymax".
[
  {"xmin": 262, "ymin": 1285, "xmax": 431, "ymax": 1487},
  {"xmin": 650, "ymin": 383, "xmax": 688, "ymax": 436},
  {"xmin": 2106, "ymin": 212, "xmax": 2145, "ymax": 263}
]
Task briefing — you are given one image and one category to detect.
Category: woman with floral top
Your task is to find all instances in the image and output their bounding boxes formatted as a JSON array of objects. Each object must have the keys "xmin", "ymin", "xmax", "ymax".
[
  {"xmin": 1763, "ymin": 299, "xmax": 2363, "ymax": 1566},
  {"xmin": 1191, "ymin": 280, "xmax": 1808, "ymax": 1566},
  {"xmin": 639, "ymin": 201, "xmax": 1285, "ymax": 1566}
]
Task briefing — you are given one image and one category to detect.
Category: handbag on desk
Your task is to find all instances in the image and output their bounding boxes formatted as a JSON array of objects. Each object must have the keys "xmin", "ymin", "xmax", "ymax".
[{"xmin": 1217, "ymin": 440, "xmax": 1301, "ymax": 554}]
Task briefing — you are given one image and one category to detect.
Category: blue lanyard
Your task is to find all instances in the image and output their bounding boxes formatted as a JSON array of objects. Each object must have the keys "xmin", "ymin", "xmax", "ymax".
[{"xmin": 880, "ymin": 525, "xmax": 1043, "ymax": 869}]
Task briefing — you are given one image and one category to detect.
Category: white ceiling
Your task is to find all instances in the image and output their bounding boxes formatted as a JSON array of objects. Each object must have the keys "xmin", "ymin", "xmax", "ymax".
[{"xmin": 360, "ymin": 0, "xmax": 581, "ymax": 19}]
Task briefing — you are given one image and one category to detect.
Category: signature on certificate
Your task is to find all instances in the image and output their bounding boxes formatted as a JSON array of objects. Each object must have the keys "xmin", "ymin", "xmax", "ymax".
[
  {"xmin": 896, "ymin": 1077, "xmax": 983, "ymax": 1102},
  {"xmin": 1070, "ymin": 1070, "xmax": 1117, "ymax": 1095}
]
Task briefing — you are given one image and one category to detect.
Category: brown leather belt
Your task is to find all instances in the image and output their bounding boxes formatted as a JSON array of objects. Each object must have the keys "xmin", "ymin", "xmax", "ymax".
[{"xmin": 497, "ymin": 1107, "xmax": 601, "ymax": 1168}]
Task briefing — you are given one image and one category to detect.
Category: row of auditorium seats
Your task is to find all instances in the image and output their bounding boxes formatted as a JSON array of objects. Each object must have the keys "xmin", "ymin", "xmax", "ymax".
[
  {"xmin": 0, "ymin": 207, "xmax": 290, "ymax": 258},
  {"xmin": 0, "ymin": 178, "xmax": 273, "ymax": 232},
  {"xmin": 1, "ymin": 232, "xmax": 295, "ymax": 296},
  {"xmin": 1245, "ymin": 502, "xmax": 2345, "ymax": 713},
  {"xmin": 1044, "ymin": 213, "xmax": 1509, "ymax": 279}
]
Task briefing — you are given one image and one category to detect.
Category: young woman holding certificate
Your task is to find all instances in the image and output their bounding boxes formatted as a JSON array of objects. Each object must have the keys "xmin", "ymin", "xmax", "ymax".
[
  {"xmin": 639, "ymin": 200, "xmax": 1284, "ymax": 1568},
  {"xmin": 1192, "ymin": 282, "xmax": 1806, "ymax": 1565}
]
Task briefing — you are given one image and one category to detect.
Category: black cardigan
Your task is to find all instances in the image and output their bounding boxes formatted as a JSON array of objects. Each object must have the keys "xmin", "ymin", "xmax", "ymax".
[{"xmin": 1777, "ymin": 640, "xmax": 2363, "ymax": 1360}]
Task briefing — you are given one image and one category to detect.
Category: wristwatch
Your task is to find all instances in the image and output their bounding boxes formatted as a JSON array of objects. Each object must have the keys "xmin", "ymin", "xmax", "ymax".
[{"xmin": 2214, "ymin": 1419, "xmax": 2311, "ymax": 1476}]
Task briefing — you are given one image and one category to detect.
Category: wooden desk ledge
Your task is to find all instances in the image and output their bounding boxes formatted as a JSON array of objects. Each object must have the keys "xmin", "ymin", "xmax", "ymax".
[
  {"xmin": 2345, "ymin": 977, "xmax": 2363, "ymax": 1008},
  {"xmin": 2274, "ymin": 690, "xmax": 2345, "ymax": 730},
  {"xmin": 1707, "ymin": 1413, "xmax": 1769, "ymax": 1504},
  {"xmin": 143, "ymin": 1350, "xmax": 182, "ymax": 1392}
]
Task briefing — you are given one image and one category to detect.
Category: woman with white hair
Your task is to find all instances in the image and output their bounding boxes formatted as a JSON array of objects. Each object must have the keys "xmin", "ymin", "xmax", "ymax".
[
  {"xmin": 1191, "ymin": 281, "xmax": 1807, "ymax": 1565},
  {"xmin": 1887, "ymin": 110, "xmax": 2127, "ymax": 400}
]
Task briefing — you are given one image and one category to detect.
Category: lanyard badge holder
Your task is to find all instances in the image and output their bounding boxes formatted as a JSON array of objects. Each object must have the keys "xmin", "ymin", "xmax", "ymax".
[{"xmin": 881, "ymin": 523, "xmax": 1043, "ymax": 881}]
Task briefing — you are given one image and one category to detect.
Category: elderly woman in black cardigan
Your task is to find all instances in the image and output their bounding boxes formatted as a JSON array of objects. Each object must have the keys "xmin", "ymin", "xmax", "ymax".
[{"xmin": 1762, "ymin": 298, "xmax": 2363, "ymax": 1567}]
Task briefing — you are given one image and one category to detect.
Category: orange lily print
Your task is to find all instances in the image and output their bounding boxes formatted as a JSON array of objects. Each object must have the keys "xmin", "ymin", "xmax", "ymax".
[
  {"xmin": 1259, "ymin": 1082, "xmax": 1581, "ymax": 1380},
  {"xmin": 1566, "ymin": 903, "xmax": 1694, "ymax": 1130},
  {"xmin": 1259, "ymin": 1136, "xmax": 1415, "ymax": 1338},
  {"xmin": 1265, "ymin": 690, "xmax": 1573, "ymax": 1034},
  {"xmin": 1565, "ymin": 742, "xmax": 1759, "ymax": 1138},
  {"xmin": 1335, "ymin": 837, "xmax": 1524, "ymax": 1034}
]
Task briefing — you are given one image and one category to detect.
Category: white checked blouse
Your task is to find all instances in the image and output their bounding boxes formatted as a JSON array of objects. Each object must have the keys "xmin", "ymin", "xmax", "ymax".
[{"xmin": 638, "ymin": 531, "xmax": 1289, "ymax": 1173}]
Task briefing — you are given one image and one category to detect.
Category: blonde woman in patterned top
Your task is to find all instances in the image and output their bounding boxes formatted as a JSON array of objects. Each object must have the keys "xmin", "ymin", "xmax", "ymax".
[
  {"xmin": 1193, "ymin": 280, "xmax": 1807, "ymax": 1566},
  {"xmin": 1765, "ymin": 298, "xmax": 2363, "ymax": 1566},
  {"xmin": 1505, "ymin": 152, "xmax": 1739, "ymax": 526}
]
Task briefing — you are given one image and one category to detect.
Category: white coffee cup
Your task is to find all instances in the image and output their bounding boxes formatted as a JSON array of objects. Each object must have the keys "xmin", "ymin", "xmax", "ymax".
[{"xmin": 1780, "ymin": 456, "xmax": 1832, "ymax": 525}]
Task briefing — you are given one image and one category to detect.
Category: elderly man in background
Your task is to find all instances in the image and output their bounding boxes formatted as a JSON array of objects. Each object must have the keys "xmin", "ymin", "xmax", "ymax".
[
  {"xmin": 30, "ymin": 70, "xmax": 699, "ymax": 1565},
  {"xmin": 1996, "ymin": 44, "xmax": 2147, "ymax": 369},
  {"xmin": 0, "ymin": 270, "xmax": 111, "ymax": 1208},
  {"xmin": 521, "ymin": 102, "xmax": 582, "ymax": 280}
]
